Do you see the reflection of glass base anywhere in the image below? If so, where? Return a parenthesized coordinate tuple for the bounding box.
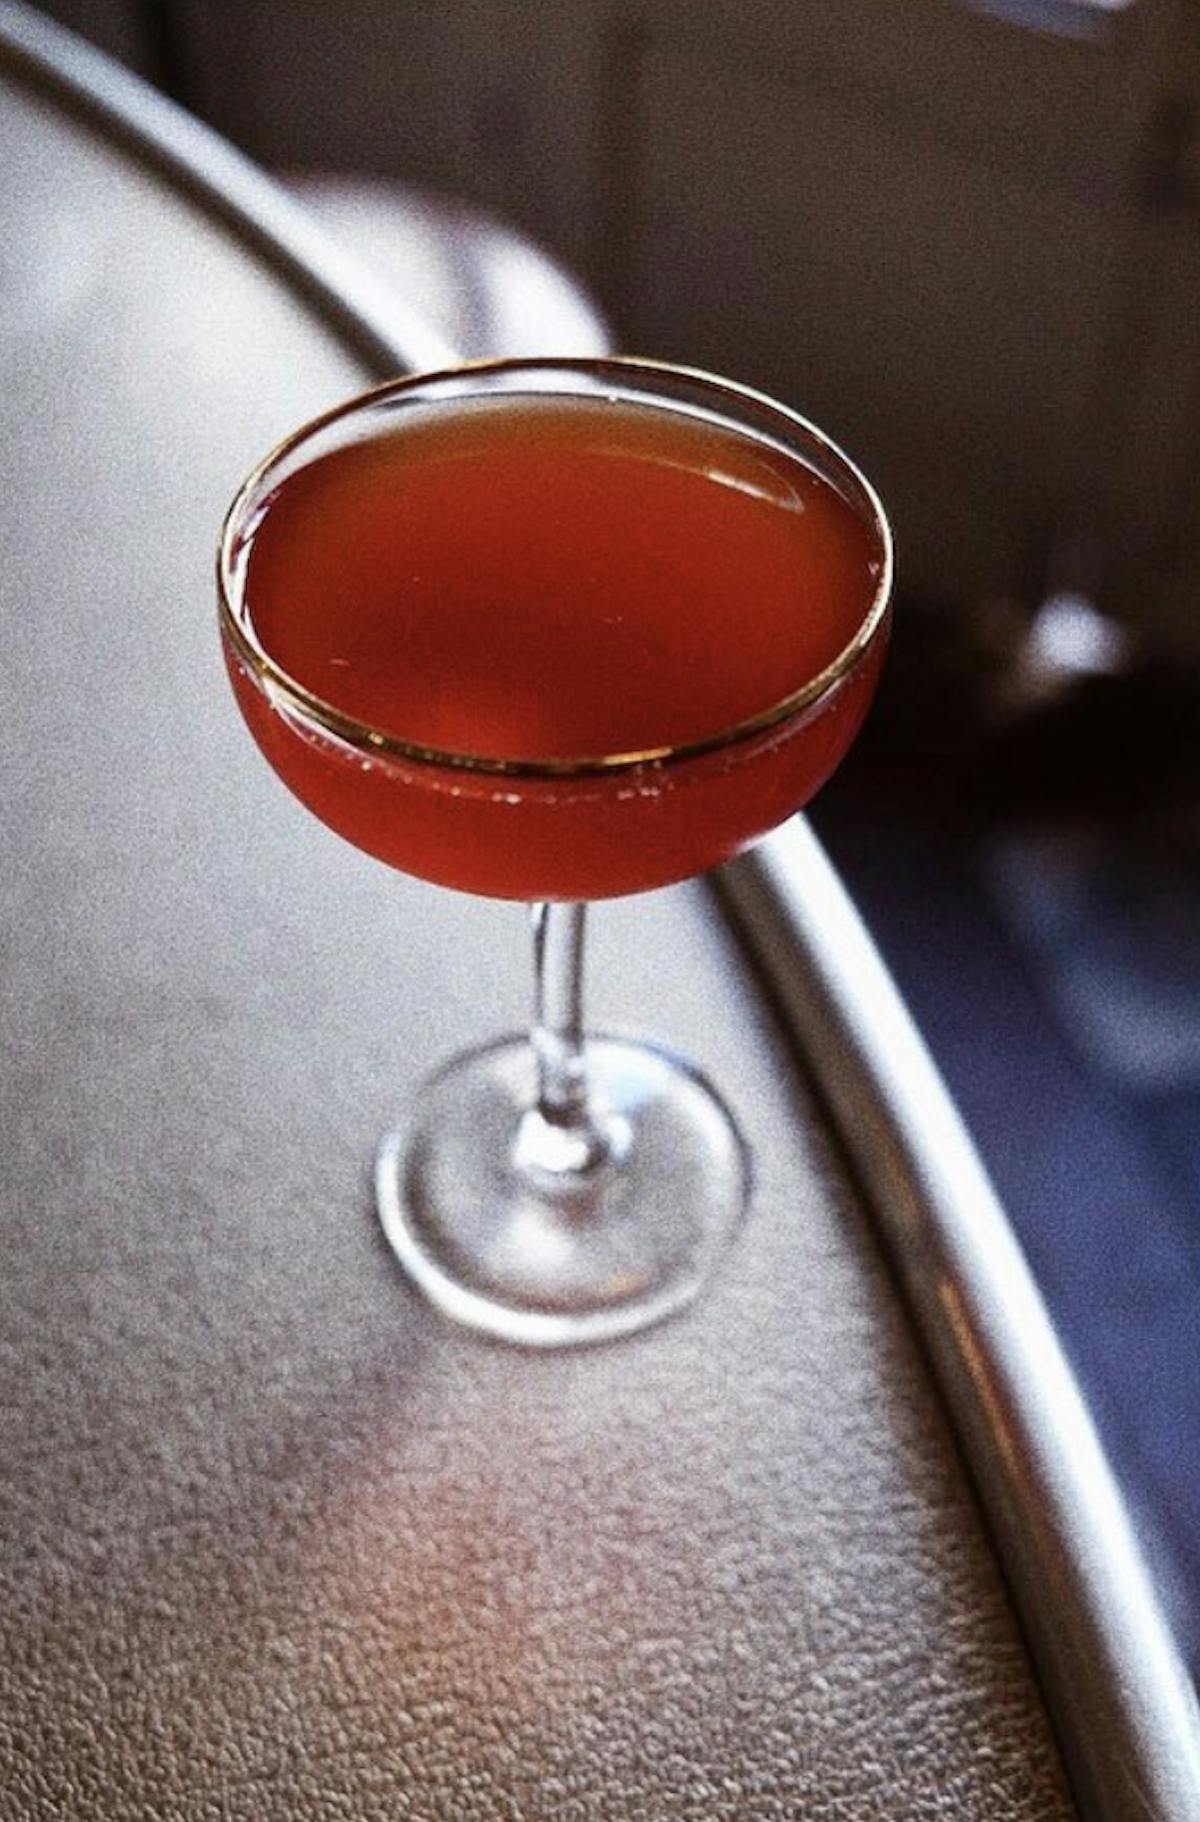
(375, 1035, 749, 1348)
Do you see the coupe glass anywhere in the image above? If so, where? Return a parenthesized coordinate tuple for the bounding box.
(218, 357, 892, 1347)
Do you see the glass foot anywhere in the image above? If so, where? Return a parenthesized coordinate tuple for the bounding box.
(375, 1035, 749, 1348)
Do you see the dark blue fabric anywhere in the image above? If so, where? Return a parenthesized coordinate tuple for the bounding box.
(814, 782, 1200, 1677)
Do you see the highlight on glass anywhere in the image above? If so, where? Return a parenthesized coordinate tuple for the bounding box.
(218, 357, 893, 1347)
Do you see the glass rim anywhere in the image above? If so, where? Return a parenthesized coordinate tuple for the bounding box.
(216, 355, 894, 779)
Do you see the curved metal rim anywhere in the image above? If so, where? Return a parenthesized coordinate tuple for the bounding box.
(217, 354, 893, 779)
(0, 0, 454, 378)
(719, 825, 1200, 1822)
(3, 6, 1197, 1817)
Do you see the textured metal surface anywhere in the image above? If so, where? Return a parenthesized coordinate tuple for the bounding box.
(0, 25, 1077, 1821)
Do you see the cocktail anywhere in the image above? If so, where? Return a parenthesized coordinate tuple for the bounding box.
(218, 357, 892, 1347)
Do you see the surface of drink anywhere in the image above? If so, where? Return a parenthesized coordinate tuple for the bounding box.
(225, 389, 887, 899)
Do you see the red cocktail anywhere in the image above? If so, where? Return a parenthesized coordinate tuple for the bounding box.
(219, 359, 892, 1345)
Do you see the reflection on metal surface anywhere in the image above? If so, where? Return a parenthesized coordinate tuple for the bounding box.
(290, 174, 610, 363)
(720, 818, 1200, 1822)
(937, 1275, 1025, 1487)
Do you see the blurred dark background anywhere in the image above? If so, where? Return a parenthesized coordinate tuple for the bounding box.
(38, 0, 1200, 1673)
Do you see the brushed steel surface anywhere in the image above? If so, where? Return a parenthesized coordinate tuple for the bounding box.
(0, 24, 1076, 1821)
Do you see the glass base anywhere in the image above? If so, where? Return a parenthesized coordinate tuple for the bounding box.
(375, 1035, 749, 1348)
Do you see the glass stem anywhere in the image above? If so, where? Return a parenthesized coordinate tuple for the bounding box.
(519, 901, 609, 1175)
(531, 900, 590, 1126)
